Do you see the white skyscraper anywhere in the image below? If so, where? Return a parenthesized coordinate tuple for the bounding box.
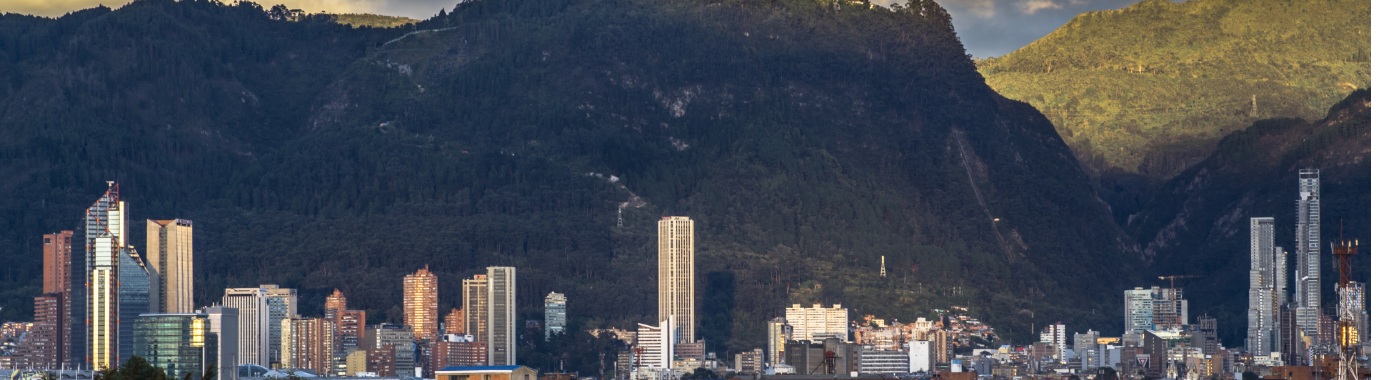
(636, 316, 675, 370)
(1295, 169, 1321, 339)
(657, 216, 695, 345)
(486, 266, 516, 366)
(1247, 217, 1277, 354)
(223, 285, 297, 366)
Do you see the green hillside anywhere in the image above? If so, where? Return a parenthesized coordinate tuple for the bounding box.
(978, 0, 1369, 180)
(0, 0, 1139, 363)
(330, 13, 418, 28)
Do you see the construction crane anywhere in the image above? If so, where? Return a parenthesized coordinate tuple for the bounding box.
(1157, 275, 1202, 329)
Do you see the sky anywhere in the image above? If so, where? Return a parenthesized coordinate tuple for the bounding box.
(3, 0, 1144, 58)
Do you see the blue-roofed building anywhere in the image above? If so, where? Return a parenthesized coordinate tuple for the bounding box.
(435, 365, 536, 380)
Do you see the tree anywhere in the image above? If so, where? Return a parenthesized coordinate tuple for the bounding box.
(1241, 371, 1260, 380)
(1096, 367, 1118, 380)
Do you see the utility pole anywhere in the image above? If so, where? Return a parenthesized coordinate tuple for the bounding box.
(1250, 95, 1258, 117)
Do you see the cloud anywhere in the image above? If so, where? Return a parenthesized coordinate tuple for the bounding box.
(1018, 0, 1063, 14)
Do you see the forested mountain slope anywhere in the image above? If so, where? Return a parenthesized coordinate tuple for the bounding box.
(0, 0, 1138, 358)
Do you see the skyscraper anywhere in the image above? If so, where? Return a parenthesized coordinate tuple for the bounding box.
(1247, 217, 1277, 354)
(86, 182, 126, 369)
(116, 247, 151, 365)
(132, 313, 218, 380)
(657, 216, 695, 344)
(444, 308, 464, 336)
(203, 306, 239, 380)
(486, 266, 516, 366)
(404, 266, 439, 341)
(325, 289, 348, 316)
(223, 285, 296, 366)
(42, 231, 74, 366)
(1295, 169, 1321, 340)
(544, 292, 566, 340)
(223, 287, 271, 366)
(463, 275, 489, 343)
(635, 316, 675, 371)
(281, 316, 336, 374)
(146, 219, 194, 313)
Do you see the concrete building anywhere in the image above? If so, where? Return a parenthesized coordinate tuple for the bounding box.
(908, 341, 931, 373)
(281, 317, 335, 374)
(767, 317, 791, 366)
(42, 231, 74, 367)
(736, 348, 764, 374)
(223, 285, 298, 367)
(1124, 286, 1188, 343)
(445, 308, 465, 336)
(85, 183, 126, 370)
(544, 292, 566, 340)
(405, 266, 440, 341)
(20, 294, 65, 369)
(464, 275, 489, 344)
(785, 304, 849, 342)
(432, 335, 487, 373)
(368, 323, 416, 377)
(435, 365, 538, 380)
(1073, 330, 1099, 366)
(1247, 217, 1279, 355)
(636, 317, 675, 370)
(1039, 323, 1067, 362)
(203, 306, 238, 380)
(1294, 169, 1321, 341)
(146, 219, 194, 314)
(325, 289, 347, 316)
(486, 266, 516, 366)
(857, 347, 908, 374)
(1143, 330, 1191, 378)
(658, 216, 696, 345)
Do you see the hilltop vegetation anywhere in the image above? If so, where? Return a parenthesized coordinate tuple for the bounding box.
(330, 13, 418, 28)
(0, 0, 1141, 355)
(978, 0, 1369, 181)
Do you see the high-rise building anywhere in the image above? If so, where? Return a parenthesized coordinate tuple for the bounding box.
(1295, 169, 1321, 340)
(43, 231, 74, 295)
(146, 219, 194, 314)
(735, 348, 764, 374)
(1123, 286, 1188, 342)
(42, 231, 74, 367)
(281, 317, 336, 374)
(222, 285, 298, 366)
(1039, 323, 1067, 361)
(116, 247, 151, 366)
(463, 275, 489, 343)
(263, 285, 298, 366)
(23, 294, 65, 369)
(1247, 217, 1278, 355)
(766, 317, 791, 366)
(636, 317, 675, 370)
(430, 335, 486, 374)
(486, 266, 516, 366)
(132, 313, 221, 380)
(785, 304, 849, 342)
(1073, 330, 1100, 367)
(325, 289, 348, 316)
(444, 309, 464, 336)
(367, 324, 415, 377)
(657, 216, 695, 344)
(86, 182, 126, 370)
(544, 292, 566, 340)
(908, 340, 932, 372)
(404, 266, 439, 341)
(203, 306, 239, 380)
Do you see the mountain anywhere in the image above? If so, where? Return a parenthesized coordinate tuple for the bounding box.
(977, 0, 1368, 182)
(0, 0, 1138, 359)
(329, 13, 418, 28)
(1128, 90, 1370, 346)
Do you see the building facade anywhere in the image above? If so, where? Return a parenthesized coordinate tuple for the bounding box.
(146, 219, 194, 314)
(1247, 217, 1279, 355)
(657, 216, 695, 345)
(487, 266, 516, 366)
(636, 317, 675, 370)
(281, 316, 335, 374)
(1295, 169, 1321, 341)
(464, 275, 489, 344)
(766, 317, 791, 366)
(405, 266, 440, 341)
(116, 247, 151, 366)
(222, 287, 272, 366)
(131, 314, 217, 380)
(544, 292, 566, 340)
(785, 304, 849, 342)
(86, 183, 126, 370)
(445, 309, 465, 336)
(203, 306, 239, 380)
